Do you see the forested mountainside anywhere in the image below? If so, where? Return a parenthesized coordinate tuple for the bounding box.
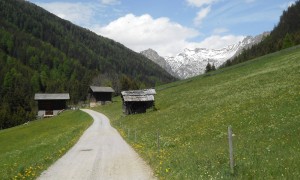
(0, 0, 176, 129)
(224, 0, 300, 66)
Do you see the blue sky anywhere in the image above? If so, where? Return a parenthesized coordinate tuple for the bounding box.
(28, 0, 296, 56)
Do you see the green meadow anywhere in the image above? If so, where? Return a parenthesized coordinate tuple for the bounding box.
(0, 110, 92, 180)
(95, 46, 300, 179)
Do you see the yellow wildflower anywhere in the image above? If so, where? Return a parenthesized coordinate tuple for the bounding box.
(166, 168, 171, 173)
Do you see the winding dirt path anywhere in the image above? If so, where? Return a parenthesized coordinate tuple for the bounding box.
(38, 109, 155, 180)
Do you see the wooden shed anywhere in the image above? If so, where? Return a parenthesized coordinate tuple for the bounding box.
(89, 86, 115, 107)
(121, 89, 156, 115)
(34, 93, 70, 117)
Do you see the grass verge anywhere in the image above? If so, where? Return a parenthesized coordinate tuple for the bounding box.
(0, 110, 92, 180)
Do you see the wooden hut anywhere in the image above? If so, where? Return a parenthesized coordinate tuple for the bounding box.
(34, 93, 70, 117)
(121, 89, 156, 115)
(89, 86, 115, 107)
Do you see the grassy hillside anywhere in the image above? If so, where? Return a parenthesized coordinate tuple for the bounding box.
(95, 45, 300, 179)
(0, 110, 92, 180)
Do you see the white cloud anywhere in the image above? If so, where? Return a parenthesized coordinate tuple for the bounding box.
(194, 35, 245, 49)
(100, 0, 120, 5)
(194, 6, 211, 26)
(187, 0, 216, 27)
(92, 14, 244, 56)
(92, 14, 199, 56)
(36, 2, 96, 27)
(187, 0, 217, 8)
(212, 28, 229, 34)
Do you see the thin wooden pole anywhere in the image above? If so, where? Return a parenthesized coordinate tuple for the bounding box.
(157, 129, 160, 152)
(135, 129, 137, 143)
(128, 128, 130, 139)
(228, 125, 234, 174)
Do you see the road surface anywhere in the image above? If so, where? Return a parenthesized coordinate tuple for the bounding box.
(38, 109, 155, 180)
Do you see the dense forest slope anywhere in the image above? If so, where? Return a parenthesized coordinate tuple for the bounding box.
(0, 0, 175, 129)
(224, 0, 300, 66)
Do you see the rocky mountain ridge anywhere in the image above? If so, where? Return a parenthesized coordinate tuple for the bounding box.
(141, 32, 269, 79)
(140, 49, 179, 78)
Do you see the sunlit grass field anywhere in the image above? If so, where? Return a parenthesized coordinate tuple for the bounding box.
(0, 110, 92, 180)
(95, 46, 300, 179)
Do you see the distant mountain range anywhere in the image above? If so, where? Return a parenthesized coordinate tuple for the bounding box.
(141, 32, 270, 79)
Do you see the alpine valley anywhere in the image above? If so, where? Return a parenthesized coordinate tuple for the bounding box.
(141, 32, 270, 79)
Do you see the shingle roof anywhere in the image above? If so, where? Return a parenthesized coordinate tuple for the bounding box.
(121, 89, 156, 96)
(90, 86, 115, 93)
(122, 95, 155, 102)
(121, 89, 156, 102)
(34, 93, 70, 100)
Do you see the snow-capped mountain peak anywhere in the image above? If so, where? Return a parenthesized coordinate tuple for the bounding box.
(141, 32, 269, 79)
(164, 32, 269, 79)
(165, 44, 238, 79)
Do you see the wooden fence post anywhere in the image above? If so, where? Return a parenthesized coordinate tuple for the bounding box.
(157, 129, 160, 152)
(228, 125, 234, 174)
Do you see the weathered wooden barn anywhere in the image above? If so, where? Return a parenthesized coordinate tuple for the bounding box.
(121, 89, 156, 115)
(34, 93, 70, 117)
(89, 86, 115, 107)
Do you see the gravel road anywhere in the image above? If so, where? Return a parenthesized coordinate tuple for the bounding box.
(38, 109, 155, 180)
